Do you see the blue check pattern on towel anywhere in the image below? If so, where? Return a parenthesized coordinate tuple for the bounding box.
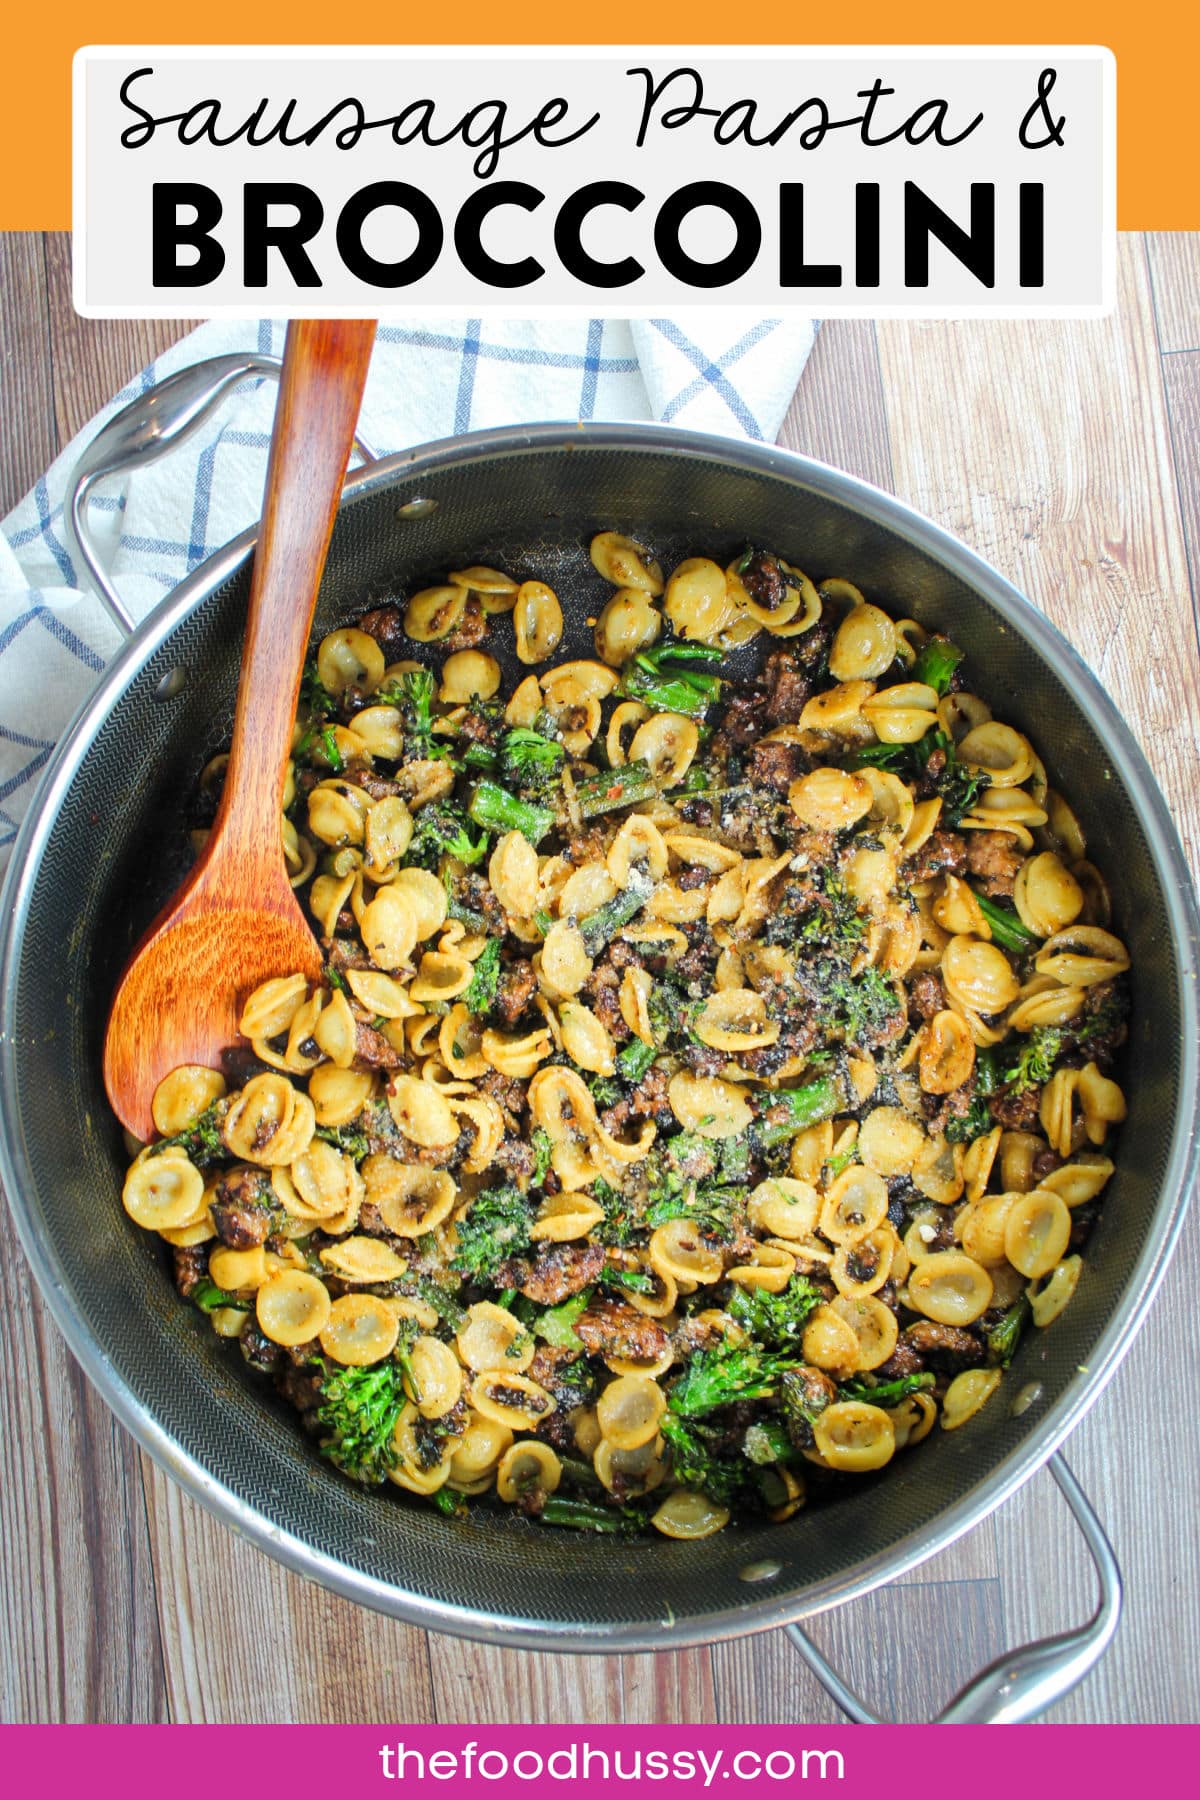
(0, 312, 815, 873)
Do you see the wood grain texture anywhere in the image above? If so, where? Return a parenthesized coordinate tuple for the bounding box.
(875, 234, 1200, 1725)
(427, 1639, 716, 1724)
(1160, 353, 1200, 629)
(41, 232, 198, 447)
(0, 233, 56, 514)
(141, 1456, 437, 1723)
(776, 319, 894, 491)
(1146, 233, 1200, 353)
(2, 231, 1198, 1723)
(713, 1580, 1006, 1724)
(0, 1205, 168, 1722)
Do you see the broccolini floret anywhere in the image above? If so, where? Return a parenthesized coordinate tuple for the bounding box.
(945, 1094, 994, 1144)
(727, 1276, 823, 1351)
(375, 667, 449, 760)
(462, 937, 502, 1014)
(498, 725, 565, 793)
(660, 1413, 752, 1505)
(314, 1121, 370, 1161)
(314, 1360, 407, 1485)
(407, 801, 488, 869)
(849, 729, 988, 826)
(668, 1344, 800, 1418)
(299, 659, 336, 720)
(451, 1185, 533, 1281)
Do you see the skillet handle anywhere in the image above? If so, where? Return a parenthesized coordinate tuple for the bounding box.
(63, 350, 379, 638)
(785, 1453, 1121, 1723)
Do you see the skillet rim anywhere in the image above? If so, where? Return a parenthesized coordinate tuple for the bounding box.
(1, 420, 1196, 1652)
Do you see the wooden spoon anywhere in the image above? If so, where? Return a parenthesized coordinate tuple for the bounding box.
(104, 318, 377, 1141)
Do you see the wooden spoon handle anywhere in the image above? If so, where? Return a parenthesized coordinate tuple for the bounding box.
(209, 318, 376, 869)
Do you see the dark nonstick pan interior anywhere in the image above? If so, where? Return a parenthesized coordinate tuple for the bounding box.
(2, 426, 1195, 1649)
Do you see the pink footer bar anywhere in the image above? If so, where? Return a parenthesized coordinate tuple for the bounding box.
(3, 1723, 1197, 1790)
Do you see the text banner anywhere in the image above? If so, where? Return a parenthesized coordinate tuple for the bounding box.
(74, 44, 1114, 317)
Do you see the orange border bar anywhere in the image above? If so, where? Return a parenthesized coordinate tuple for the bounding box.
(6, 20, 1191, 230)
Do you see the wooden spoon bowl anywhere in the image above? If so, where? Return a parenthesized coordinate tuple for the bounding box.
(103, 318, 377, 1141)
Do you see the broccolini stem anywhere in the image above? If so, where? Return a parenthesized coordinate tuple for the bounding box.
(557, 1454, 606, 1493)
(988, 1293, 1033, 1367)
(578, 866, 656, 956)
(192, 1279, 243, 1314)
(539, 1496, 642, 1535)
(468, 780, 555, 845)
(838, 1371, 936, 1407)
(752, 1073, 846, 1150)
(974, 890, 1039, 953)
(572, 760, 658, 819)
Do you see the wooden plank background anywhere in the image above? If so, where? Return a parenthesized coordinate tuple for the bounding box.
(1, 231, 1198, 1724)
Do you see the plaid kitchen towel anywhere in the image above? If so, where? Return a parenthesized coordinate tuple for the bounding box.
(0, 311, 815, 870)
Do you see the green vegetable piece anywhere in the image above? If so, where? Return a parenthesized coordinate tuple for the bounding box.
(752, 1073, 845, 1150)
(462, 936, 503, 1014)
(538, 1496, 645, 1535)
(499, 725, 564, 793)
(468, 779, 555, 846)
(741, 1418, 800, 1467)
(838, 1372, 936, 1407)
(408, 802, 488, 869)
(573, 760, 658, 820)
(727, 1276, 823, 1351)
(616, 1036, 657, 1083)
(945, 1094, 995, 1143)
(987, 1293, 1033, 1368)
(615, 642, 723, 719)
(974, 890, 1039, 954)
(578, 865, 655, 956)
(660, 1413, 750, 1504)
(535, 1288, 593, 1350)
(450, 1185, 532, 1282)
(299, 659, 336, 721)
(668, 1345, 800, 1418)
(911, 634, 965, 696)
(314, 1121, 370, 1161)
(192, 1279, 243, 1315)
(530, 1126, 553, 1188)
(400, 1274, 466, 1328)
(149, 1100, 228, 1167)
(314, 1360, 407, 1485)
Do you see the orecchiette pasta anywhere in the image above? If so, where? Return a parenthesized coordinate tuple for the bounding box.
(120, 535, 1129, 1541)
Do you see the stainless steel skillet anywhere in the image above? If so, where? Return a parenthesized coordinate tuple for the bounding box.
(1, 360, 1196, 1720)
